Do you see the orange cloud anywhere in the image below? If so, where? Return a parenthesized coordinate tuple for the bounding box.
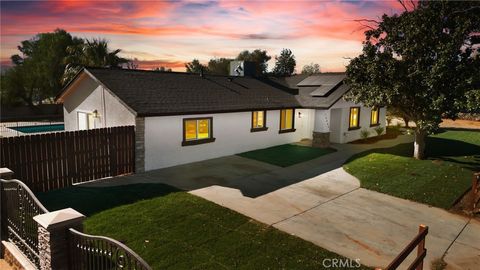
(1, 0, 405, 72)
(133, 59, 186, 71)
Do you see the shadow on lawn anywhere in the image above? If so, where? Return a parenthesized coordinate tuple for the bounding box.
(346, 136, 480, 171)
(36, 183, 180, 216)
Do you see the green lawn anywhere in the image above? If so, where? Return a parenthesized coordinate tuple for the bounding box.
(344, 129, 480, 209)
(238, 144, 336, 167)
(38, 184, 371, 270)
(36, 183, 179, 216)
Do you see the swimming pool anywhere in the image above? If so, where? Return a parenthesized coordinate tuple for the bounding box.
(9, 124, 65, 133)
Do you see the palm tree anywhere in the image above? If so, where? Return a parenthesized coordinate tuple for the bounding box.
(63, 39, 129, 83)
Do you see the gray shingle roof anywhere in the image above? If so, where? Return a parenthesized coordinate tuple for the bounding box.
(268, 73, 348, 109)
(85, 68, 301, 116)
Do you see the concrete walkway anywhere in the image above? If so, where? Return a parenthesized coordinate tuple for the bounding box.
(85, 135, 479, 269)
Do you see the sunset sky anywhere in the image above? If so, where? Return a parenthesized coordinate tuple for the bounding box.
(1, 0, 405, 72)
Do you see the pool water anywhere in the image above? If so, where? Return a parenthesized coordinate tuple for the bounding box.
(10, 124, 65, 133)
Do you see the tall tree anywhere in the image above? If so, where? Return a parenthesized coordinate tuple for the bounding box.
(152, 66, 172, 72)
(64, 38, 128, 83)
(5, 29, 81, 105)
(345, 0, 480, 159)
(273, 49, 296, 76)
(301, 63, 321, 75)
(185, 59, 206, 73)
(207, 58, 232, 75)
(1, 65, 35, 106)
(236, 49, 271, 75)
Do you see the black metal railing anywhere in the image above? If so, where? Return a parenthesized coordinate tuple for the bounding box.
(69, 228, 152, 270)
(0, 179, 49, 268)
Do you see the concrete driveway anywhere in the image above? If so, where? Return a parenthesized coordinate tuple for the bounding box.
(85, 135, 479, 269)
(191, 168, 479, 270)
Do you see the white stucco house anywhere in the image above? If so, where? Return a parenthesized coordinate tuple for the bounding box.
(57, 63, 385, 172)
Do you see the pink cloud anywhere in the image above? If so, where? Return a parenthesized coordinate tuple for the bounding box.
(1, 0, 405, 72)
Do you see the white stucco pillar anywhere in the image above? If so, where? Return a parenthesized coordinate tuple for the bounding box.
(314, 110, 331, 133)
(312, 110, 331, 148)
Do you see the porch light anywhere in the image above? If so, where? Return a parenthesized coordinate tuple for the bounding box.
(298, 112, 302, 118)
(92, 109, 100, 118)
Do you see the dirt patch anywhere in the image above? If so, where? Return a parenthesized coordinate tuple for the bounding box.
(350, 127, 404, 144)
(431, 258, 447, 270)
(451, 189, 480, 220)
(432, 159, 443, 165)
(440, 119, 480, 130)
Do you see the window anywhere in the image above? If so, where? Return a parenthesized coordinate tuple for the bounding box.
(370, 108, 380, 126)
(251, 110, 267, 132)
(279, 109, 295, 133)
(182, 117, 215, 146)
(349, 107, 360, 130)
(77, 112, 95, 130)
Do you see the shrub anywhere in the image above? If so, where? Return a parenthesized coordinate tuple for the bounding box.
(386, 116, 393, 126)
(374, 126, 384, 136)
(360, 129, 370, 139)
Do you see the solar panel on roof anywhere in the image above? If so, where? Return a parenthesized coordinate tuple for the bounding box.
(310, 85, 337, 96)
(297, 74, 345, 87)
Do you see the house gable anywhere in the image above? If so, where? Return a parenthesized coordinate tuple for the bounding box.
(60, 70, 136, 131)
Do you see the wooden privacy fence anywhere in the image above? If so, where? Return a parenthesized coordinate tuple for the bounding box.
(0, 126, 135, 192)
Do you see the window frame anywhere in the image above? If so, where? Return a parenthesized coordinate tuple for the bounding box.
(370, 107, 380, 127)
(279, 108, 296, 134)
(77, 111, 94, 130)
(251, 110, 268, 132)
(182, 117, 215, 146)
(348, 107, 361, 130)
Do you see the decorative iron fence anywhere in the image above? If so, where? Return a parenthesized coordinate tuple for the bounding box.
(0, 178, 49, 268)
(69, 228, 152, 270)
(1, 176, 152, 270)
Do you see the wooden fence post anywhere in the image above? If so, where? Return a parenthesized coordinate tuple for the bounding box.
(473, 172, 480, 210)
(416, 224, 427, 270)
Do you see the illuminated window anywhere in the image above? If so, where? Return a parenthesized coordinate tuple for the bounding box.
(349, 107, 360, 129)
(183, 118, 214, 146)
(370, 108, 379, 126)
(280, 109, 295, 133)
(251, 111, 267, 131)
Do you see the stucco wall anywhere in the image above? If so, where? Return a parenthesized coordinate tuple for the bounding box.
(62, 75, 136, 131)
(144, 109, 313, 170)
(329, 99, 386, 143)
(314, 109, 330, 133)
(329, 109, 343, 143)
